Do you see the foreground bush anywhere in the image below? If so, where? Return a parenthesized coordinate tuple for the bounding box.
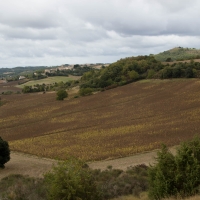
(0, 174, 47, 200)
(0, 160, 149, 200)
(94, 164, 148, 199)
(44, 158, 101, 200)
(148, 137, 200, 199)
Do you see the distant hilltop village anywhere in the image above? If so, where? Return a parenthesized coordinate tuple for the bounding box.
(0, 63, 110, 82)
(44, 63, 108, 74)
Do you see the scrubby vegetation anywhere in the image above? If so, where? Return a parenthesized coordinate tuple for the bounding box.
(93, 164, 148, 199)
(154, 47, 200, 62)
(0, 160, 149, 200)
(0, 174, 47, 200)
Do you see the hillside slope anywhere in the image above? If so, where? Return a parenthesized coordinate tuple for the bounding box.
(1, 79, 200, 161)
(154, 47, 200, 61)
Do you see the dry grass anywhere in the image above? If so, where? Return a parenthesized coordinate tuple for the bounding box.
(165, 196, 200, 200)
(111, 193, 148, 200)
(1, 79, 200, 161)
(111, 194, 200, 200)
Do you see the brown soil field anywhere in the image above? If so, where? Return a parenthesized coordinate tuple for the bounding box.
(1, 79, 200, 161)
(0, 80, 23, 93)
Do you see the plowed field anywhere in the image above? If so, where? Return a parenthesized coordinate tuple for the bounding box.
(1, 79, 200, 161)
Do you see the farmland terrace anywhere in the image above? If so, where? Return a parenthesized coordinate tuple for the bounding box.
(1, 79, 200, 161)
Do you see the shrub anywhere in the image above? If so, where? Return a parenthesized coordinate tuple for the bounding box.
(0, 137, 10, 168)
(56, 89, 68, 100)
(147, 69, 155, 79)
(1, 91, 13, 95)
(79, 87, 93, 96)
(0, 174, 47, 200)
(44, 158, 101, 200)
(92, 164, 149, 199)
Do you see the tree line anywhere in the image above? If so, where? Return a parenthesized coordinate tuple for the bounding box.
(80, 56, 200, 93)
(22, 80, 79, 93)
(19, 55, 200, 96)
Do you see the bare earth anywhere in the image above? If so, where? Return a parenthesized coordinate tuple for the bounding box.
(0, 147, 177, 180)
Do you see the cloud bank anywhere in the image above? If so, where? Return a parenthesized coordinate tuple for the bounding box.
(0, 0, 200, 67)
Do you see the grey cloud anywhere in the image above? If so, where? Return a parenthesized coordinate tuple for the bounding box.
(67, 0, 200, 36)
(0, 0, 200, 68)
(0, 0, 61, 29)
(1, 26, 58, 40)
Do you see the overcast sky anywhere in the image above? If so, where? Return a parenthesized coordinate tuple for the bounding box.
(0, 0, 200, 68)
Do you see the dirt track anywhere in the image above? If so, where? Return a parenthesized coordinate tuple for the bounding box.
(0, 147, 177, 180)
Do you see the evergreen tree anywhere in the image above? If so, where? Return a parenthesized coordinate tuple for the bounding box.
(148, 137, 200, 199)
(0, 137, 10, 168)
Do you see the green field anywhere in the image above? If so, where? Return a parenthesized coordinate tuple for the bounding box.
(16, 76, 80, 88)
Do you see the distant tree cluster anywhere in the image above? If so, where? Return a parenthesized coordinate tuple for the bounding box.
(154, 47, 200, 62)
(46, 66, 92, 77)
(22, 84, 46, 93)
(79, 56, 200, 94)
(22, 80, 79, 94)
(161, 60, 200, 78)
(80, 56, 161, 90)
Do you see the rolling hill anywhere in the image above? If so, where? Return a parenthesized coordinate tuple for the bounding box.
(154, 47, 200, 62)
(1, 79, 200, 161)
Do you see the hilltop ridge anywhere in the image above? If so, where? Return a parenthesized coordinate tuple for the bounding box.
(154, 47, 200, 61)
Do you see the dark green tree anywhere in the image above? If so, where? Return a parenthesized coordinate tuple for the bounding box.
(22, 85, 32, 93)
(56, 89, 68, 100)
(148, 145, 176, 199)
(172, 66, 182, 78)
(174, 143, 200, 197)
(0, 137, 10, 168)
(162, 66, 173, 79)
(185, 67, 194, 78)
(166, 57, 172, 62)
(148, 137, 200, 199)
